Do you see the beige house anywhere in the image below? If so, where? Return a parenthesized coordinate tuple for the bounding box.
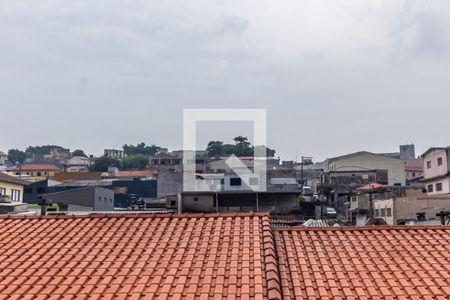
(14, 163, 62, 179)
(0, 173, 28, 214)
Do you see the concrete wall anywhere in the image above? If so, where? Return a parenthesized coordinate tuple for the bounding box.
(157, 171, 183, 198)
(181, 193, 299, 214)
(374, 196, 450, 225)
(182, 195, 215, 212)
(93, 188, 115, 211)
(45, 187, 114, 211)
(373, 199, 394, 225)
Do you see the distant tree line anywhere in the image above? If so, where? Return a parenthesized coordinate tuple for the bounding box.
(7, 138, 277, 171)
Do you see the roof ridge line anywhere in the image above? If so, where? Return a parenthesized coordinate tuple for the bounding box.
(274, 225, 450, 231)
(263, 216, 282, 300)
(0, 211, 271, 220)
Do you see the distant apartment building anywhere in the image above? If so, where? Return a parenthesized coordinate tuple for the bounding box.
(0, 151, 7, 166)
(104, 149, 125, 159)
(422, 147, 450, 195)
(66, 156, 91, 172)
(49, 148, 71, 161)
(405, 158, 423, 182)
(324, 151, 406, 186)
(149, 150, 206, 172)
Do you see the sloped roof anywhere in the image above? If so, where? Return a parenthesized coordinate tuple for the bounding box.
(18, 164, 62, 172)
(0, 173, 29, 186)
(0, 213, 279, 300)
(275, 226, 450, 299)
(328, 151, 402, 163)
(117, 170, 156, 178)
(0, 214, 449, 299)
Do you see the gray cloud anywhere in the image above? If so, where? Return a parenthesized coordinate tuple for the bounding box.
(1, 0, 449, 161)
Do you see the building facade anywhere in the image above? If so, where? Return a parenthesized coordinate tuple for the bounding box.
(104, 149, 125, 159)
(422, 147, 450, 195)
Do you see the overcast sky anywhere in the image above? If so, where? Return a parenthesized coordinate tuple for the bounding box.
(1, 0, 450, 161)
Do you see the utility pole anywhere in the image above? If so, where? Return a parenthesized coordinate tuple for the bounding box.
(436, 210, 450, 225)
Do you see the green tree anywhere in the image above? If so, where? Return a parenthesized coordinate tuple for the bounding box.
(72, 149, 87, 157)
(318, 183, 335, 203)
(205, 141, 224, 157)
(205, 136, 276, 158)
(121, 154, 149, 170)
(91, 156, 121, 172)
(123, 143, 159, 156)
(25, 145, 65, 155)
(7, 149, 27, 164)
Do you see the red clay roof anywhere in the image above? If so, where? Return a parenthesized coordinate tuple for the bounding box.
(0, 214, 449, 299)
(0, 213, 278, 300)
(117, 170, 157, 178)
(275, 226, 450, 299)
(18, 164, 62, 171)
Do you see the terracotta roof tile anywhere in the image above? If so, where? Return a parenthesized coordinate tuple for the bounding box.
(275, 226, 450, 299)
(0, 213, 275, 300)
(1, 214, 450, 299)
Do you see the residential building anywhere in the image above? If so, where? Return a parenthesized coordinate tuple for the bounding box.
(14, 163, 62, 179)
(324, 151, 406, 186)
(51, 177, 157, 208)
(374, 194, 450, 225)
(0, 213, 449, 299)
(23, 178, 61, 204)
(66, 156, 91, 172)
(40, 186, 114, 212)
(49, 147, 71, 161)
(0, 151, 7, 166)
(149, 149, 206, 172)
(104, 149, 125, 159)
(422, 147, 450, 195)
(0, 173, 28, 214)
(294, 161, 325, 193)
(405, 158, 423, 183)
(348, 184, 424, 225)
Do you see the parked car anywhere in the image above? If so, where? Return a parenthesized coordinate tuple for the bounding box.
(325, 207, 337, 218)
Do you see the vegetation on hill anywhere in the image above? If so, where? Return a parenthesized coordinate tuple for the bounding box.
(205, 136, 276, 158)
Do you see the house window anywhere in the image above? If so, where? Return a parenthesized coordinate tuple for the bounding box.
(380, 208, 386, 217)
(436, 183, 443, 192)
(249, 177, 259, 186)
(37, 172, 42, 176)
(193, 197, 199, 202)
(374, 209, 379, 217)
(426, 161, 431, 169)
(11, 190, 20, 202)
(230, 178, 242, 186)
(0, 188, 6, 196)
(437, 157, 443, 166)
(427, 184, 434, 193)
(387, 208, 392, 217)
